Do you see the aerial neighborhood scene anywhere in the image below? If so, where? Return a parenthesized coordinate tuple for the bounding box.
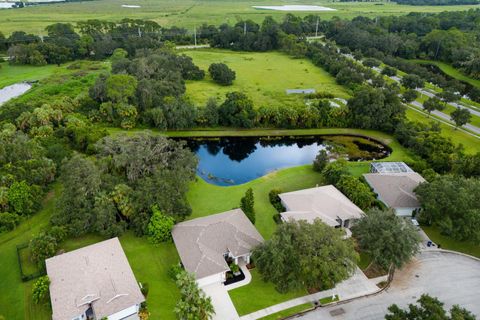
(1, 0, 480, 319)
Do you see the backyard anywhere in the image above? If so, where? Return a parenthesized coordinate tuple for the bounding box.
(183, 49, 349, 107)
(0, 127, 410, 319)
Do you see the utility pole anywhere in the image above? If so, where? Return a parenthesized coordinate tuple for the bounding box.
(138, 27, 142, 38)
(315, 17, 319, 37)
(194, 26, 197, 46)
(244, 21, 247, 35)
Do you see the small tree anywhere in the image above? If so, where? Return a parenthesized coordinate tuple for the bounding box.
(381, 66, 397, 77)
(201, 98, 219, 126)
(208, 63, 236, 86)
(147, 207, 175, 244)
(385, 294, 476, 320)
(32, 276, 50, 304)
(401, 74, 424, 89)
(240, 188, 255, 224)
(313, 149, 329, 172)
(352, 208, 421, 270)
(402, 89, 418, 103)
(423, 97, 444, 116)
(253, 220, 357, 293)
(336, 175, 375, 210)
(451, 108, 471, 129)
(322, 159, 350, 185)
(174, 271, 215, 320)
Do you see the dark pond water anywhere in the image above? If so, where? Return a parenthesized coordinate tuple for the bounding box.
(180, 135, 390, 186)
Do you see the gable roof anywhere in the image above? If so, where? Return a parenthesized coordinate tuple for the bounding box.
(172, 209, 264, 279)
(46, 238, 144, 320)
(279, 185, 364, 226)
(363, 172, 426, 208)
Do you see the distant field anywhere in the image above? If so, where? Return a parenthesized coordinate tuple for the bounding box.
(0, 0, 479, 34)
(0, 63, 59, 89)
(183, 49, 348, 107)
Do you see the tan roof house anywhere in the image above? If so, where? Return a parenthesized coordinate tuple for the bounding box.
(279, 185, 364, 232)
(46, 238, 145, 320)
(363, 171, 426, 216)
(172, 208, 264, 287)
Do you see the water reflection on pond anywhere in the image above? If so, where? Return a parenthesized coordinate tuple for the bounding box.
(180, 135, 390, 186)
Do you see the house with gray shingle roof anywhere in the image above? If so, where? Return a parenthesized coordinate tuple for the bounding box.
(46, 238, 144, 320)
(172, 209, 264, 287)
(278, 185, 364, 237)
(363, 171, 426, 216)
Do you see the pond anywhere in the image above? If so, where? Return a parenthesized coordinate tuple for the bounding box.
(181, 135, 390, 186)
(0, 83, 32, 105)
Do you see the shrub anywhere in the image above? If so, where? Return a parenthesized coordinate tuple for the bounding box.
(313, 149, 329, 172)
(140, 282, 149, 297)
(322, 160, 350, 185)
(168, 263, 184, 280)
(208, 63, 236, 85)
(32, 276, 50, 304)
(240, 188, 255, 224)
(0, 212, 20, 233)
(381, 66, 397, 77)
(147, 207, 175, 244)
(269, 189, 284, 212)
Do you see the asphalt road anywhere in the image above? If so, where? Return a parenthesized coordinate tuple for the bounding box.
(298, 250, 480, 319)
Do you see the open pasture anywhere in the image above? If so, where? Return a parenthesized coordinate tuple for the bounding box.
(183, 49, 348, 107)
(0, 0, 479, 34)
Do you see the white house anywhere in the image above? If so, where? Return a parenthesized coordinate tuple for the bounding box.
(172, 209, 264, 287)
(46, 238, 145, 320)
(278, 185, 364, 235)
(363, 169, 426, 217)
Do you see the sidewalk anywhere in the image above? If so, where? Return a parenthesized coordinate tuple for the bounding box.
(240, 267, 379, 320)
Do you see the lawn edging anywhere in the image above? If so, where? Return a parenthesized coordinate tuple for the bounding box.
(281, 266, 396, 320)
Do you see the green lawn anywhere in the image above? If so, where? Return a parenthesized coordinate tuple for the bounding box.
(183, 49, 349, 107)
(188, 164, 323, 238)
(412, 60, 480, 89)
(258, 303, 313, 320)
(0, 183, 59, 320)
(0, 63, 59, 89)
(1, 0, 478, 34)
(422, 226, 480, 259)
(405, 108, 479, 154)
(229, 269, 307, 316)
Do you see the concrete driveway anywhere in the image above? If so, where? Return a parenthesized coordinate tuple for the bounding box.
(298, 250, 480, 319)
(202, 283, 240, 320)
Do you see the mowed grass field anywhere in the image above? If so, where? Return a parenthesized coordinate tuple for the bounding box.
(183, 49, 349, 107)
(0, 63, 59, 89)
(1, 0, 479, 34)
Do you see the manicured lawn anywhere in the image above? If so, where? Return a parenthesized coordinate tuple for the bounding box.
(188, 164, 323, 238)
(229, 269, 307, 316)
(0, 63, 58, 89)
(1, 0, 478, 34)
(358, 252, 373, 271)
(405, 108, 479, 154)
(422, 226, 480, 259)
(183, 49, 349, 107)
(258, 303, 313, 320)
